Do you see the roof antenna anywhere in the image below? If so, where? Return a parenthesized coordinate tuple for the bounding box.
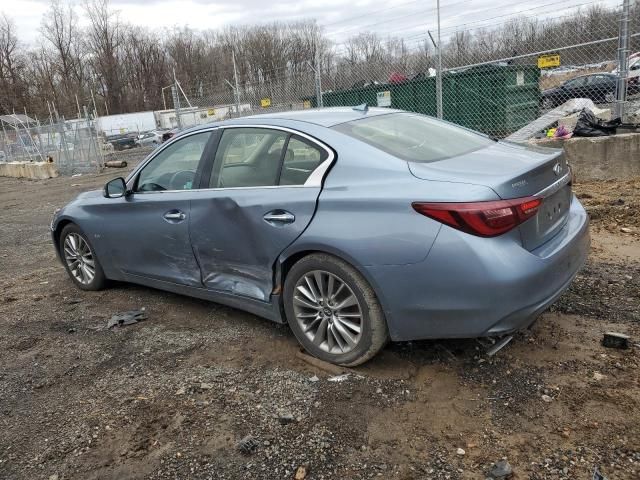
(352, 103, 368, 113)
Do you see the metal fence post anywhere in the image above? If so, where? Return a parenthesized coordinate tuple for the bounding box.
(171, 70, 183, 131)
(315, 51, 323, 108)
(615, 0, 631, 120)
(232, 50, 241, 116)
(436, 0, 443, 119)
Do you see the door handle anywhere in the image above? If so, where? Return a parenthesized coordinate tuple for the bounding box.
(163, 210, 186, 222)
(263, 211, 295, 225)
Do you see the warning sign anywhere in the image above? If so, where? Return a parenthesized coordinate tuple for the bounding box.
(538, 54, 560, 69)
(376, 90, 391, 107)
(260, 98, 271, 108)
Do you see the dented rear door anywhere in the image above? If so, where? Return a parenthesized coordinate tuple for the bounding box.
(188, 126, 332, 302)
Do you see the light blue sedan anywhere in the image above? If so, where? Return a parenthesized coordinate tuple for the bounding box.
(51, 108, 589, 365)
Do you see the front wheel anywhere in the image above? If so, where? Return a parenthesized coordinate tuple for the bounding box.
(59, 224, 107, 291)
(283, 254, 388, 366)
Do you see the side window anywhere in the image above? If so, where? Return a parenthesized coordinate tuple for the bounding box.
(136, 132, 211, 192)
(210, 128, 288, 188)
(565, 77, 586, 88)
(280, 135, 328, 185)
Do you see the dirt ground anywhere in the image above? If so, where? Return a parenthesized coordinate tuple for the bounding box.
(0, 150, 639, 480)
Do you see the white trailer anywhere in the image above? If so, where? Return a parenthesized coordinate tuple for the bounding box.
(96, 111, 156, 137)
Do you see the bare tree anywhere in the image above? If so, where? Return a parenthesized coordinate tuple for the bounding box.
(84, 0, 123, 114)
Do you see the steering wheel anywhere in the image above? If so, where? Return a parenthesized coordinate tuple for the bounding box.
(169, 170, 196, 190)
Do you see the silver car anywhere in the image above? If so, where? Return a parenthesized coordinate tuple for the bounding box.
(51, 108, 589, 366)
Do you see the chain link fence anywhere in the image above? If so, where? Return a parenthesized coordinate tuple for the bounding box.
(173, 2, 639, 140)
(0, 117, 105, 175)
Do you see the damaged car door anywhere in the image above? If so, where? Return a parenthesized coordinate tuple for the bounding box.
(189, 126, 332, 301)
(105, 131, 213, 286)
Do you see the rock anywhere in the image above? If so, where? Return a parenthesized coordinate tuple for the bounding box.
(175, 387, 186, 395)
(295, 466, 307, 480)
(328, 373, 350, 382)
(309, 375, 319, 382)
(200, 382, 213, 390)
(593, 372, 606, 381)
(48, 475, 59, 480)
(541, 394, 553, 403)
(489, 459, 513, 479)
(278, 413, 296, 425)
(620, 227, 632, 233)
(456, 448, 466, 455)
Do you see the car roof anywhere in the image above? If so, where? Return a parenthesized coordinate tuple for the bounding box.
(575, 72, 615, 78)
(237, 106, 403, 127)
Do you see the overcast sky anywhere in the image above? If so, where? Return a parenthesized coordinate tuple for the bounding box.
(5, 0, 622, 49)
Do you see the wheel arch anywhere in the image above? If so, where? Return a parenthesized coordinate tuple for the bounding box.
(274, 245, 392, 326)
(52, 218, 76, 255)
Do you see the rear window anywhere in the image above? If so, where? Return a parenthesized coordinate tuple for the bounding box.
(333, 113, 494, 163)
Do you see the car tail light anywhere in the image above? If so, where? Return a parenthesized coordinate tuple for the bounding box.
(412, 196, 543, 237)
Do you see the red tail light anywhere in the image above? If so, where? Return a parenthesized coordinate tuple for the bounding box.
(412, 196, 542, 237)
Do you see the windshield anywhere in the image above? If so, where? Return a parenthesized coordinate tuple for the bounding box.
(333, 112, 494, 163)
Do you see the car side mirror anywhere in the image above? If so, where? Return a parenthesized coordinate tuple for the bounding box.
(104, 177, 128, 198)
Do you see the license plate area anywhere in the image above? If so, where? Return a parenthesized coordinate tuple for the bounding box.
(539, 186, 572, 235)
(520, 185, 572, 251)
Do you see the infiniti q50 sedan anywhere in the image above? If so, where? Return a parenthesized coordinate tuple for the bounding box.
(51, 107, 590, 366)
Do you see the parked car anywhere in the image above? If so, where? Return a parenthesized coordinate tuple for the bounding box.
(136, 130, 170, 147)
(51, 108, 589, 366)
(541, 72, 640, 109)
(611, 52, 640, 88)
(106, 134, 137, 151)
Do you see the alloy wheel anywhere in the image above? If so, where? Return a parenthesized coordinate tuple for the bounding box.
(63, 233, 96, 285)
(292, 270, 363, 354)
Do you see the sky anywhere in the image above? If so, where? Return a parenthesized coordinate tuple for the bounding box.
(3, 0, 622, 50)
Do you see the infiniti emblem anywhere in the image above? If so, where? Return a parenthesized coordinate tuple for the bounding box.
(552, 163, 562, 176)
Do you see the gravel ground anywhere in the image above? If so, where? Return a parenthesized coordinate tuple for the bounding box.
(1, 153, 639, 480)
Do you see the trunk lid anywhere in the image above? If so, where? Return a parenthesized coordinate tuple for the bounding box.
(408, 141, 572, 250)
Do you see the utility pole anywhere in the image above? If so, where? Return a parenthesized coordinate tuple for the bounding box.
(232, 50, 241, 115)
(615, 0, 631, 120)
(436, 0, 443, 119)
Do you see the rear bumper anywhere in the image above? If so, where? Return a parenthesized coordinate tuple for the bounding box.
(364, 194, 590, 341)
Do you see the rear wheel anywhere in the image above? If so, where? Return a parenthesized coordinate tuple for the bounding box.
(283, 254, 388, 366)
(59, 224, 106, 291)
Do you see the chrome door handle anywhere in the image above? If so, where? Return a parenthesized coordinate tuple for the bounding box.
(163, 210, 186, 221)
(263, 211, 295, 224)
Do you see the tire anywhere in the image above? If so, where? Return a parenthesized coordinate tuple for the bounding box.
(283, 253, 388, 366)
(604, 92, 616, 103)
(59, 224, 107, 291)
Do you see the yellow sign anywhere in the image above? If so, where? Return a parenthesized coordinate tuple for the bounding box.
(303, 100, 311, 109)
(207, 109, 215, 116)
(538, 54, 560, 69)
(260, 98, 271, 108)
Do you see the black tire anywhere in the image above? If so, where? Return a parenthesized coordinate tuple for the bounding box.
(59, 223, 107, 291)
(283, 253, 388, 366)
